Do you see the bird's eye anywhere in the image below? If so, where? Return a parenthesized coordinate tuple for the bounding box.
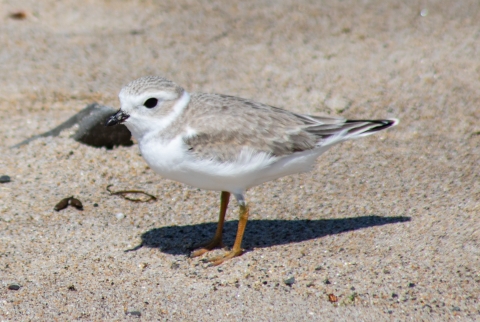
(144, 98, 158, 108)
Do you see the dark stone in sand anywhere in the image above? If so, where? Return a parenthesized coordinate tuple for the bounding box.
(12, 103, 133, 149)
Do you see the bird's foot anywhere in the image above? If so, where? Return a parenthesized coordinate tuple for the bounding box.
(207, 248, 244, 266)
(190, 238, 224, 258)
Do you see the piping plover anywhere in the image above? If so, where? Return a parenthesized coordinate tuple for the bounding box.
(106, 76, 398, 265)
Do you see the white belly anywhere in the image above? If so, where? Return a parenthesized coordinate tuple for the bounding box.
(138, 134, 333, 194)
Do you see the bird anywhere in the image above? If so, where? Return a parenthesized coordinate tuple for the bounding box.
(105, 76, 398, 265)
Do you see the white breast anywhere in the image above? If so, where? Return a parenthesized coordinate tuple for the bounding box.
(138, 134, 334, 194)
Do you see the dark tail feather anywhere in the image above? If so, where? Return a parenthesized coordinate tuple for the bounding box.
(345, 119, 399, 135)
(307, 118, 399, 145)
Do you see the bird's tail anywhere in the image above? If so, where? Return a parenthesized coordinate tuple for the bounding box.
(343, 118, 399, 138)
(311, 118, 399, 147)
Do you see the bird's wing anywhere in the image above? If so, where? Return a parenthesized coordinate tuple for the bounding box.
(181, 93, 351, 163)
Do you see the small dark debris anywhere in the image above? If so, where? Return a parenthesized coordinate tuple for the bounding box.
(423, 304, 433, 312)
(284, 276, 295, 286)
(54, 196, 84, 211)
(0, 175, 11, 183)
(9, 11, 27, 20)
(350, 286, 356, 291)
(408, 282, 416, 288)
(54, 197, 71, 211)
(68, 285, 77, 291)
(106, 184, 156, 202)
(170, 262, 180, 269)
(324, 278, 331, 285)
(70, 198, 83, 210)
(314, 266, 322, 271)
(392, 293, 398, 298)
(8, 284, 21, 290)
(328, 293, 338, 302)
(126, 310, 142, 317)
(93, 203, 99, 207)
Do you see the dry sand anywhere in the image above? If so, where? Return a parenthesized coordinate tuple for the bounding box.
(1, 0, 479, 320)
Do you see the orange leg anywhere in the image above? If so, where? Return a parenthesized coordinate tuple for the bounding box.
(209, 202, 249, 266)
(191, 191, 230, 257)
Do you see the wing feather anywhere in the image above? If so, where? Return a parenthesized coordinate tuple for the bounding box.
(179, 93, 396, 163)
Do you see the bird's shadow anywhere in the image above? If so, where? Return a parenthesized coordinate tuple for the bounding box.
(128, 216, 410, 255)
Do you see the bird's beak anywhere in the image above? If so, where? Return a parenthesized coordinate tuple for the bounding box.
(105, 109, 130, 126)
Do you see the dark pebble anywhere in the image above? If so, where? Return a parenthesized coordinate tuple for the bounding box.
(324, 278, 331, 285)
(93, 203, 99, 207)
(68, 285, 77, 291)
(8, 284, 21, 290)
(284, 276, 295, 286)
(74, 104, 133, 148)
(0, 175, 11, 183)
(126, 311, 142, 317)
(408, 282, 416, 288)
(11, 103, 133, 149)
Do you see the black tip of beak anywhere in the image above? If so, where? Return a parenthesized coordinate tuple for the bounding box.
(105, 110, 129, 127)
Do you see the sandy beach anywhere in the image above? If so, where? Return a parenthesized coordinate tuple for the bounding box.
(1, 0, 479, 320)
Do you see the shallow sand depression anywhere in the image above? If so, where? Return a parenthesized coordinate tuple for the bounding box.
(1, 0, 479, 320)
